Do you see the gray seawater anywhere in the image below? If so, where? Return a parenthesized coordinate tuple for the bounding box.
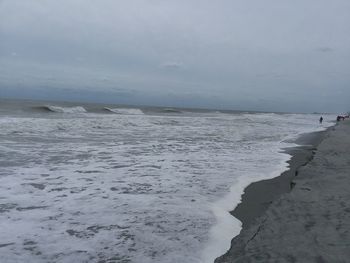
(0, 99, 334, 263)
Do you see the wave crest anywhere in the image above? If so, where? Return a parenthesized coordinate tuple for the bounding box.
(36, 105, 87, 113)
(103, 108, 144, 115)
(160, 108, 183, 114)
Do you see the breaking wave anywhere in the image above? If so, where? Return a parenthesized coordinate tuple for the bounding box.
(34, 105, 87, 114)
(159, 108, 183, 114)
(103, 108, 144, 115)
(155, 108, 183, 114)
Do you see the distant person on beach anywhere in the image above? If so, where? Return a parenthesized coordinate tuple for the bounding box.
(337, 116, 345, 122)
(319, 116, 323, 124)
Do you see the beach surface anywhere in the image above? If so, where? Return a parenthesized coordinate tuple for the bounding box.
(216, 121, 350, 262)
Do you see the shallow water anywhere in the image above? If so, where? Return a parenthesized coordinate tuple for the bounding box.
(0, 100, 334, 263)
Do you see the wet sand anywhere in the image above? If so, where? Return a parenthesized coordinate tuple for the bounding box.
(216, 122, 350, 262)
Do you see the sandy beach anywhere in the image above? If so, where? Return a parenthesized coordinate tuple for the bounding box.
(216, 121, 350, 262)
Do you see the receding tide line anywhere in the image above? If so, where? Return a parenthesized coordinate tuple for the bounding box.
(200, 151, 292, 263)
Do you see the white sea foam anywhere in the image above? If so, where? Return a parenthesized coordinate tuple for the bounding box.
(0, 111, 335, 262)
(45, 105, 87, 113)
(201, 150, 291, 263)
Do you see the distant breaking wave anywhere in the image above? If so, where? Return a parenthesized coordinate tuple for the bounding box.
(103, 107, 144, 115)
(34, 105, 87, 114)
(30, 105, 186, 115)
(159, 108, 183, 114)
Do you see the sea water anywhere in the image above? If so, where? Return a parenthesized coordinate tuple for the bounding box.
(0, 99, 334, 263)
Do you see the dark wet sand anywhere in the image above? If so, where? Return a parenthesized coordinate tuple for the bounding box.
(216, 122, 350, 262)
(231, 130, 325, 229)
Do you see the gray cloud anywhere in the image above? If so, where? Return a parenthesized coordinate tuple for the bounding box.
(317, 47, 334, 52)
(0, 0, 350, 112)
(160, 61, 184, 71)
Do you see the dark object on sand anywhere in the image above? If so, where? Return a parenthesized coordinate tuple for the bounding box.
(319, 116, 323, 124)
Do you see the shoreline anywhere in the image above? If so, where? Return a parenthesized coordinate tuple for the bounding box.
(215, 126, 333, 262)
(231, 129, 328, 229)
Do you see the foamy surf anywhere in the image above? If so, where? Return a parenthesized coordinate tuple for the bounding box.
(0, 102, 336, 263)
(201, 151, 292, 263)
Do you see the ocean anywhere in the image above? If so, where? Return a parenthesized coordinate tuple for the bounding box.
(0, 99, 334, 263)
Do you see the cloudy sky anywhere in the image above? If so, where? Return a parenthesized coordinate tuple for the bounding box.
(1, 0, 349, 112)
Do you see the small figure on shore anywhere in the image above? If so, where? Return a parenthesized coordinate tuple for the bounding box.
(319, 116, 323, 124)
(337, 116, 345, 122)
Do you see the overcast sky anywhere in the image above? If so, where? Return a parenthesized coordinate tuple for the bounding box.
(1, 0, 349, 112)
